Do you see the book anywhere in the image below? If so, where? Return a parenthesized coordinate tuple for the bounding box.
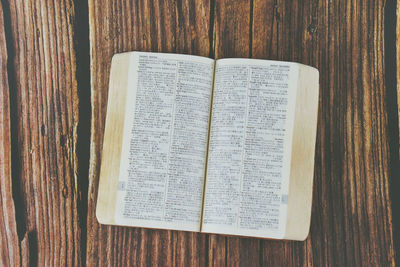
(96, 51, 319, 241)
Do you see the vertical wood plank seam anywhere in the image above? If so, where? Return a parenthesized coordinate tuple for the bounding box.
(0, 1, 20, 265)
(71, 0, 91, 265)
(0, 0, 27, 243)
(385, 0, 400, 265)
(224, 238, 227, 267)
(0, 0, 28, 264)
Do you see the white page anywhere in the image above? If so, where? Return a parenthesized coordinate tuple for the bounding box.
(201, 58, 299, 238)
(114, 52, 214, 231)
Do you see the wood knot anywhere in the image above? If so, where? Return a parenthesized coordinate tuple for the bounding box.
(41, 124, 45, 136)
(60, 135, 65, 147)
(307, 22, 317, 35)
(62, 186, 68, 198)
(275, 11, 281, 21)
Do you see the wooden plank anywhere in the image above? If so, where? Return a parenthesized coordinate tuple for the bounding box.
(253, 0, 396, 266)
(213, 0, 251, 58)
(0, 3, 20, 266)
(87, 0, 397, 266)
(2, 0, 85, 265)
(86, 0, 211, 265)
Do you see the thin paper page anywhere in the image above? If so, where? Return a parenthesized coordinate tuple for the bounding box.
(115, 52, 214, 232)
(202, 58, 299, 238)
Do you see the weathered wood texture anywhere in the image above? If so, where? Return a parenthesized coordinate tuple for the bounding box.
(0, 0, 398, 266)
(253, 1, 395, 266)
(0, 0, 86, 266)
(87, 0, 398, 267)
(0, 3, 20, 266)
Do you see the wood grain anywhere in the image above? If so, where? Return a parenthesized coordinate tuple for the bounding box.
(0, 3, 20, 266)
(87, 0, 211, 265)
(86, 0, 398, 266)
(0, 0, 397, 265)
(252, 0, 396, 266)
(0, 0, 85, 265)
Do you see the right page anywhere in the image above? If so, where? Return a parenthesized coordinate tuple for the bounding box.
(201, 58, 299, 239)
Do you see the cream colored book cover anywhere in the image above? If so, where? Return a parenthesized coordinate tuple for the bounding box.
(96, 51, 319, 241)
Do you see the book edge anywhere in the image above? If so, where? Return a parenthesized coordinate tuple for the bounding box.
(283, 64, 319, 241)
(96, 53, 132, 225)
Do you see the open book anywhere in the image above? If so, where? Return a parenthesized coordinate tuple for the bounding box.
(96, 52, 319, 241)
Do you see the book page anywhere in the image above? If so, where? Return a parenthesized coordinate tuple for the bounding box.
(201, 58, 299, 238)
(114, 52, 214, 232)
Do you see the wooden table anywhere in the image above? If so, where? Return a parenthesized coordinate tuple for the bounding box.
(0, 0, 399, 266)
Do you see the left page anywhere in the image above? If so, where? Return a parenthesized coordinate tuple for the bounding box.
(112, 52, 214, 232)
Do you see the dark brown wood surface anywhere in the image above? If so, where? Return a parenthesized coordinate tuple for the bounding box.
(0, 0, 87, 266)
(0, 3, 20, 266)
(0, 0, 399, 266)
